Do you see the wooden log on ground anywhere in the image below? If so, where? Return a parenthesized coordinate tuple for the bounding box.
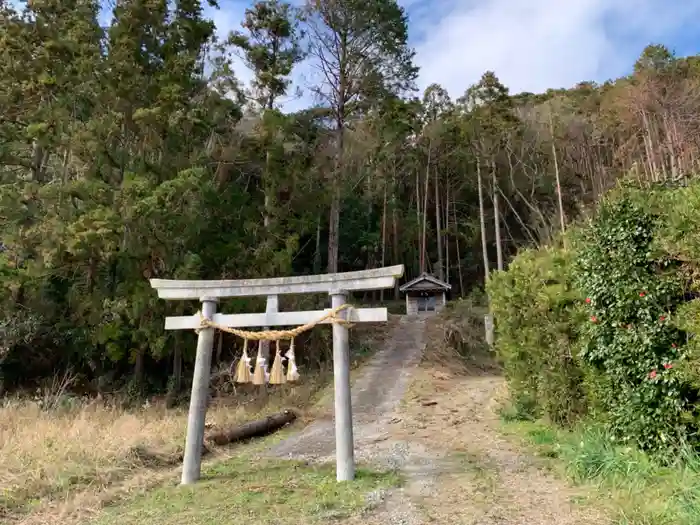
(126, 410, 297, 468)
(205, 409, 297, 447)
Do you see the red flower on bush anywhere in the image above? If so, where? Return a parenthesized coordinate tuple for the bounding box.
(585, 297, 591, 304)
(591, 316, 597, 323)
(639, 292, 646, 297)
(664, 363, 673, 370)
(672, 343, 677, 349)
(660, 315, 666, 322)
(649, 370, 657, 379)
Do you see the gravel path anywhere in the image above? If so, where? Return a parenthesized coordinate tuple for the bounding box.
(270, 316, 607, 525)
(269, 315, 436, 525)
(270, 315, 429, 461)
(385, 372, 609, 525)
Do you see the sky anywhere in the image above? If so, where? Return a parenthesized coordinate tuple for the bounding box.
(201, 0, 700, 112)
(12, 0, 700, 112)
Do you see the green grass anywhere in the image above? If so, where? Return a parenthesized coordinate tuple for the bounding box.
(502, 419, 700, 525)
(91, 456, 402, 525)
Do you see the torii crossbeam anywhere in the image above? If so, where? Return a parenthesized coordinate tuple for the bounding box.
(149, 265, 404, 485)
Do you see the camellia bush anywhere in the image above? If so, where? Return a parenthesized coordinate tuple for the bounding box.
(573, 189, 695, 453)
(489, 180, 700, 455)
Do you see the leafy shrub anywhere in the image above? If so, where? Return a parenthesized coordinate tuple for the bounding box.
(573, 189, 695, 453)
(488, 244, 587, 426)
(490, 181, 700, 456)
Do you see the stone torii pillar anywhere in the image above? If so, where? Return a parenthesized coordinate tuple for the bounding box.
(149, 265, 405, 485)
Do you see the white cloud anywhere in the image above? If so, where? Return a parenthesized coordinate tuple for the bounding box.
(11, 0, 700, 110)
(408, 0, 700, 99)
(207, 0, 700, 111)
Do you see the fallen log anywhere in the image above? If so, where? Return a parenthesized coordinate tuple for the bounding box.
(127, 410, 297, 467)
(206, 409, 297, 447)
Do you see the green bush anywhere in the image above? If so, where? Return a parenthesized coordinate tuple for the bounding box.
(573, 189, 695, 453)
(488, 244, 587, 426)
(490, 181, 700, 455)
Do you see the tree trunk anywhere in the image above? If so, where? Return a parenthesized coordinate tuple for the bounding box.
(491, 158, 503, 272)
(264, 149, 273, 230)
(380, 182, 387, 301)
(392, 162, 400, 300)
(171, 302, 186, 398)
(327, 185, 340, 273)
(452, 192, 464, 297)
(434, 166, 443, 281)
(477, 159, 490, 282)
(549, 112, 566, 237)
(135, 410, 299, 463)
(207, 410, 297, 446)
(444, 182, 450, 285)
(134, 346, 146, 396)
(662, 111, 679, 180)
(314, 213, 322, 274)
(31, 140, 45, 182)
(173, 339, 182, 388)
(327, 123, 344, 273)
(415, 167, 422, 272)
(421, 139, 431, 273)
(641, 109, 659, 181)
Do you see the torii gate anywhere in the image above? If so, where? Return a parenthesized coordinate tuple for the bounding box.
(149, 264, 404, 485)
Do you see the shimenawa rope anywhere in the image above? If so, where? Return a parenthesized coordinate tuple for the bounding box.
(195, 303, 354, 340)
(195, 303, 354, 384)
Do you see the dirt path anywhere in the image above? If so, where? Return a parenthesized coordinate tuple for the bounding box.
(270, 315, 429, 461)
(385, 370, 608, 524)
(271, 316, 609, 525)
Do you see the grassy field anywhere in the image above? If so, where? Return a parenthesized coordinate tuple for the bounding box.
(0, 389, 401, 525)
(0, 379, 400, 525)
(94, 458, 401, 525)
(0, 383, 317, 523)
(502, 419, 700, 525)
(0, 318, 398, 525)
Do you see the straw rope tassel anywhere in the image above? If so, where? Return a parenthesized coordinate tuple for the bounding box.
(252, 342, 267, 385)
(269, 340, 286, 385)
(234, 339, 252, 383)
(285, 338, 300, 382)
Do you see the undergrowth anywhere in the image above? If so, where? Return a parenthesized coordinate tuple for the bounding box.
(490, 179, 700, 524)
(504, 419, 700, 525)
(423, 296, 500, 375)
(488, 180, 700, 454)
(0, 380, 322, 522)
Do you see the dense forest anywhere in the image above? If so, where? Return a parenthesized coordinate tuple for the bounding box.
(0, 0, 696, 398)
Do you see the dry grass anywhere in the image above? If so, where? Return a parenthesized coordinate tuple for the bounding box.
(422, 298, 501, 375)
(0, 379, 324, 523)
(0, 318, 398, 524)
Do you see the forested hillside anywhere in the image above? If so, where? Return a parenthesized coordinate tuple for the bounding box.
(0, 0, 696, 397)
